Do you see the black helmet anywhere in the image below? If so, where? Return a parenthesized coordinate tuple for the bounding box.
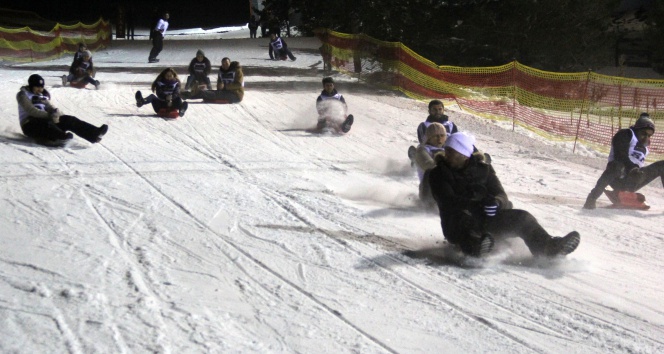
(28, 74, 45, 89)
(632, 115, 656, 132)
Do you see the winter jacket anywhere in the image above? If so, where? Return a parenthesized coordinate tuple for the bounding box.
(316, 89, 346, 116)
(414, 144, 444, 181)
(16, 86, 57, 126)
(608, 128, 648, 173)
(153, 79, 181, 100)
(188, 57, 212, 78)
(217, 61, 245, 101)
(268, 37, 288, 59)
(69, 58, 95, 78)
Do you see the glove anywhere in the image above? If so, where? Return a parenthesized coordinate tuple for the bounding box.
(49, 109, 61, 124)
(483, 196, 499, 217)
(628, 167, 645, 186)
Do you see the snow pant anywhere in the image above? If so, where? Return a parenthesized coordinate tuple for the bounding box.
(149, 35, 163, 60)
(21, 115, 102, 143)
(185, 75, 212, 90)
(440, 209, 554, 256)
(587, 160, 664, 201)
(418, 170, 435, 208)
(275, 48, 296, 61)
(190, 90, 241, 103)
(145, 94, 184, 112)
(67, 74, 96, 85)
(249, 28, 257, 38)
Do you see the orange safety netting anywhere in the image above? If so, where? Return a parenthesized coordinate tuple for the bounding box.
(0, 18, 111, 62)
(315, 28, 664, 160)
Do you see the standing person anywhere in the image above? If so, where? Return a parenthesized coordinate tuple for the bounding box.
(315, 77, 354, 133)
(148, 12, 169, 63)
(62, 50, 100, 89)
(429, 132, 580, 258)
(126, 4, 135, 40)
(583, 113, 664, 209)
(184, 49, 212, 90)
(268, 33, 296, 61)
(260, 13, 268, 37)
(16, 74, 108, 145)
(414, 123, 447, 207)
(135, 68, 188, 117)
(185, 57, 244, 104)
(248, 15, 259, 39)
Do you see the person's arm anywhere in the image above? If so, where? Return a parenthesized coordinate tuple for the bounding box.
(414, 145, 438, 171)
(188, 59, 195, 75)
(16, 90, 53, 120)
(204, 59, 211, 76)
(485, 165, 510, 210)
(429, 164, 479, 212)
(224, 69, 243, 91)
(269, 44, 274, 59)
(612, 129, 639, 171)
(416, 122, 427, 144)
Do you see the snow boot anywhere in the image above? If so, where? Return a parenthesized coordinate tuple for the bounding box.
(61, 75, 68, 86)
(94, 80, 100, 90)
(135, 91, 144, 107)
(179, 101, 189, 117)
(477, 233, 495, 257)
(546, 231, 580, 257)
(94, 124, 108, 143)
(341, 114, 354, 133)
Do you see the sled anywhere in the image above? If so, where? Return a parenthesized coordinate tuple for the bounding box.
(70, 80, 88, 88)
(603, 190, 650, 210)
(156, 107, 179, 118)
(202, 99, 231, 104)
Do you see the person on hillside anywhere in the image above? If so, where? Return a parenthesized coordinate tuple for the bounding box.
(135, 68, 189, 116)
(268, 33, 296, 61)
(184, 49, 212, 90)
(248, 15, 259, 39)
(72, 43, 89, 64)
(417, 100, 458, 144)
(583, 113, 664, 209)
(429, 132, 580, 258)
(414, 123, 447, 207)
(183, 57, 245, 104)
(62, 50, 100, 89)
(315, 77, 354, 133)
(148, 12, 169, 63)
(17, 74, 108, 145)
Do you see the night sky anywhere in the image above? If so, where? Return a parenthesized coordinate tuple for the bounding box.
(3, 0, 250, 28)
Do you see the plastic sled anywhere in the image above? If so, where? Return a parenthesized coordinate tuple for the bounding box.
(157, 107, 179, 118)
(604, 190, 650, 210)
(202, 99, 231, 104)
(70, 81, 88, 88)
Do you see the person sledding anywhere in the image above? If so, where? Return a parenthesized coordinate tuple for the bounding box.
(62, 50, 99, 89)
(184, 49, 212, 91)
(314, 77, 354, 134)
(17, 74, 108, 146)
(182, 57, 244, 104)
(407, 100, 459, 164)
(429, 132, 580, 258)
(413, 123, 447, 208)
(268, 33, 296, 61)
(583, 113, 663, 210)
(135, 68, 189, 117)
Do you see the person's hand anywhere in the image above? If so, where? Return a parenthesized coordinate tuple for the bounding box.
(483, 196, 499, 217)
(49, 109, 61, 124)
(628, 167, 645, 184)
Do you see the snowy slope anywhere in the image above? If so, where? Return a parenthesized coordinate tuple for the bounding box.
(1, 28, 663, 353)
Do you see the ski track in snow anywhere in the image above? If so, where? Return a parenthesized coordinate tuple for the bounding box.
(0, 32, 663, 353)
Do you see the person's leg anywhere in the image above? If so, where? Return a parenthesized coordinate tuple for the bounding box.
(185, 76, 194, 90)
(286, 48, 296, 60)
(21, 118, 70, 141)
(57, 115, 104, 143)
(584, 161, 623, 209)
(627, 160, 664, 190)
(485, 209, 552, 256)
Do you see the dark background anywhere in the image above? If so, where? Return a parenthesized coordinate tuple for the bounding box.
(1, 0, 250, 28)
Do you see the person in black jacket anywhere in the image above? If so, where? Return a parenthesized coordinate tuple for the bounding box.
(429, 132, 580, 258)
(135, 68, 188, 117)
(62, 50, 99, 89)
(315, 77, 353, 133)
(184, 49, 212, 90)
(583, 113, 663, 209)
(268, 33, 296, 61)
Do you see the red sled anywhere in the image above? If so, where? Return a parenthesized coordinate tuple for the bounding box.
(70, 81, 88, 88)
(157, 107, 179, 118)
(604, 190, 650, 210)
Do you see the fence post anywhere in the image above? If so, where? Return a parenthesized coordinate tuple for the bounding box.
(573, 70, 592, 153)
(512, 61, 517, 132)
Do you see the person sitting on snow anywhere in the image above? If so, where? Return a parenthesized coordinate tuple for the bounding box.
(416, 100, 458, 144)
(72, 42, 89, 64)
(62, 50, 100, 89)
(135, 67, 189, 116)
(184, 57, 244, 104)
(414, 123, 447, 207)
(429, 132, 579, 258)
(268, 33, 296, 61)
(583, 113, 663, 209)
(184, 49, 212, 90)
(17, 74, 108, 145)
(315, 77, 354, 133)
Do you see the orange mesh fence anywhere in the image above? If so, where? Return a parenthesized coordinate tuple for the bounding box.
(0, 18, 111, 62)
(315, 28, 664, 160)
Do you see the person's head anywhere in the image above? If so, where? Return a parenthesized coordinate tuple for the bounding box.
(196, 49, 205, 61)
(160, 67, 178, 81)
(270, 33, 277, 40)
(322, 77, 335, 94)
(632, 113, 656, 146)
(425, 122, 447, 148)
(78, 42, 87, 51)
(28, 74, 45, 94)
(428, 100, 444, 118)
(82, 50, 92, 61)
(444, 132, 475, 170)
(221, 57, 231, 70)
(163, 12, 170, 20)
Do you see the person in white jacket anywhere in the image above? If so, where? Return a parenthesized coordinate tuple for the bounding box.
(148, 12, 169, 63)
